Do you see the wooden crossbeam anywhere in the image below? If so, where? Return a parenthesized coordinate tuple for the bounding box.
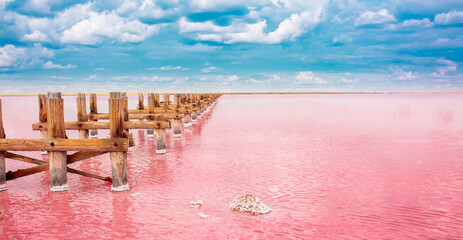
(32, 121, 171, 131)
(4, 152, 111, 182)
(0, 138, 128, 152)
(88, 112, 184, 120)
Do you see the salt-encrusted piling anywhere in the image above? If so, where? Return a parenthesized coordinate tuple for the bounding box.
(156, 127, 167, 154)
(163, 94, 169, 110)
(89, 93, 98, 137)
(47, 92, 68, 192)
(146, 93, 155, 137)
(0, 100, 7, 191)
(38, 94, 48, 154)
(173, 94, 182, 137)
(76, 93, 89, 139)
(154, 93, 160, 108)
(109, 92, 129, 191)
(137, 93, 144, 110)
(184, 111, 192, 127)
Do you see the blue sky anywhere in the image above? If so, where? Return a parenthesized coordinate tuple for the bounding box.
(0, 0, 462, 92)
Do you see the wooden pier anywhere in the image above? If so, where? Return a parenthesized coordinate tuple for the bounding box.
(0, 92, 220, 192)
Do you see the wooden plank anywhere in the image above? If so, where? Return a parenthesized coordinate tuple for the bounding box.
(0, 138, 129, 152)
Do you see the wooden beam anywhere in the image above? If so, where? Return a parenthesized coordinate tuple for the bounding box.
(67, 151, 108, 165)
(33, 120, 170, 131)
(5, 152, 111, 182)
(0, 138, 129, 152)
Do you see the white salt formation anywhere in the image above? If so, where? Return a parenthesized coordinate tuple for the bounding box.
(230, 194, 272, 215)
(190, 200, 203, 208)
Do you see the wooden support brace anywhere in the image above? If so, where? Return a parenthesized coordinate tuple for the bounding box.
(4, 152, 111, 182)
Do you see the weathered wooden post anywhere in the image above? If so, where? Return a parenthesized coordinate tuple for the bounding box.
(89, 93, 98, 137)
(154, 94, 160, 108)
(109, 92, 129, 191)
(47, 92, 68, 192)
(156, 126, 167, 154)
(121, 92, 130, 138)
(163, 94, 169, 109)
(76, 93, 89, 139)
(184, 111, 192, 128)
(172, 94, 182, 137)
(146, 93, 155, 137)
(38, 94, 48, 154)
(137, 93, 144, 110)
(0, 99, 7, 191)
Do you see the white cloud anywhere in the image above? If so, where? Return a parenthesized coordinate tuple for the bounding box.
(402, 18, 434, 28)
(43, 61, 76, 69)
(201, 66, 221, 73)
(355, 9, 397, 27)
(0, 43, 58, 69)
(295, 71, 326, 84)
(95, 68, 104, 71)
(432, 58, 457, 77)
(52, 75, 72, 79)
(61, 11, 159, 45)
(179, 7, 323, 44)
(434, 11, 463, 25)
(339, 77, 355, 83)
(0, 45, 27, 67)
(22, 30, 51, 42)
(392, 68, 418, 80)
(85, 74, 96, 81)
(232, 61, 241, 64)
(0, 0, 13, 9)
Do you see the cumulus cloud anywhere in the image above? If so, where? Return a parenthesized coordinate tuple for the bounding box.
(43, 61, 76, 69)
(295, 71, 326, 84)
(402, 18, 434, 28)
(0, 45, 27, 67)
(201, 66, 221, 73)
(0, 43, 62, 69)
(61, 11, 159, 44)
(392, 68, 418, 80)
(355, 9, 397, 27)
(13, 2, 162, 45)
(181, 8, 323, 44)
(434, 11, 463, 25)
(21, 30, 51, 42)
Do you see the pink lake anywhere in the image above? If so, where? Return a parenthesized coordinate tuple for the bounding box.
(1, 93, 463, 239)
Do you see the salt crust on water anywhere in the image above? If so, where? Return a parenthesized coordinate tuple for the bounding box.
(230, 194, 272, 215)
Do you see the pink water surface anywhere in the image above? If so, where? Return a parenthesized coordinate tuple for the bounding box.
(1, 94, 463, 239)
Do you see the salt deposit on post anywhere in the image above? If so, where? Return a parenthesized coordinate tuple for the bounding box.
(230, 194, 272, 215)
